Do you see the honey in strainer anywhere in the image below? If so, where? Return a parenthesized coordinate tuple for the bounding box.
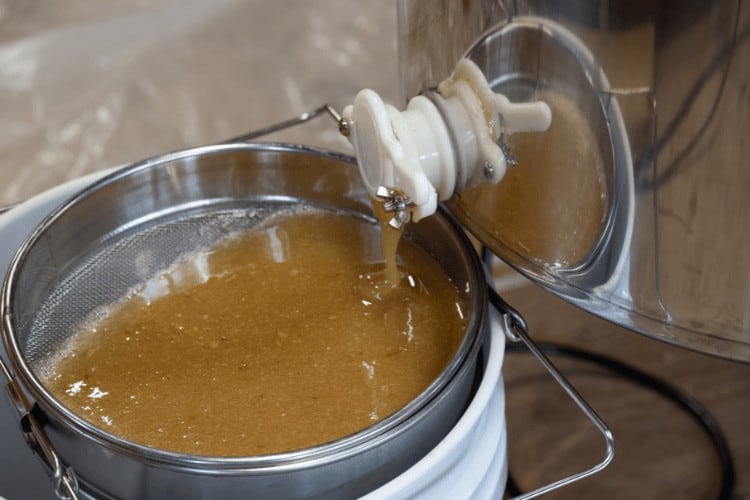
(40, 209, 466, 456)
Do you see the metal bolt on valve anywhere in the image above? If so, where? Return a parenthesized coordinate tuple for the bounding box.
(375, 186, 415, 229)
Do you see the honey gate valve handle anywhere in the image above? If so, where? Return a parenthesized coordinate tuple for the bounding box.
(341, 58, 551, 222)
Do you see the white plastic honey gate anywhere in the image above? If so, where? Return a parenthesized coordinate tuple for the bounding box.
(342, 59, 551, 222)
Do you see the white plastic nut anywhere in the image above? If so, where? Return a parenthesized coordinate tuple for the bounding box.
(343, 58, 552, 221)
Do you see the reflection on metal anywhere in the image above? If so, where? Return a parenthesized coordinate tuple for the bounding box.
(399, 0, 750, 361)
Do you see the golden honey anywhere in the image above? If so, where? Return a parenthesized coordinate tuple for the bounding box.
(41, 210, 466, 456)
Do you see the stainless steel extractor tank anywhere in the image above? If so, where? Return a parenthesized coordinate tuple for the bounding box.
(397, 0, 750, 361)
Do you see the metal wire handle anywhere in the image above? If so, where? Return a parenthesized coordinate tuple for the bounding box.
(221, 103, 349, 143)
(488, 287, 615, 499)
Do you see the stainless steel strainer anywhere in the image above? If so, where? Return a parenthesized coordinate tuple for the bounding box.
(1, 143, 489, 499)
(1, 136, 619, 500)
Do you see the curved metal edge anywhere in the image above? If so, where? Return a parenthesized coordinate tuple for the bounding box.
(2, 149, 483, 475)
(0, 137, 489, 500)
(488, 287, 615, 499)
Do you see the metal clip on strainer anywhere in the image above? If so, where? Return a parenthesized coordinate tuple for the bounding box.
(1, 359, 79, 499)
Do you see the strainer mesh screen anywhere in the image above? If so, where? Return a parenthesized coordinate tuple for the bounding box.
(17, 202, 294, 367)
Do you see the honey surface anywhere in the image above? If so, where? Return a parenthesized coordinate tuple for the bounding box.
(454, 90, 608, 267)
(41, 210, 466, 456)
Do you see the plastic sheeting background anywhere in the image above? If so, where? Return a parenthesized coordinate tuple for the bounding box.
(0, 0, 398, 207)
